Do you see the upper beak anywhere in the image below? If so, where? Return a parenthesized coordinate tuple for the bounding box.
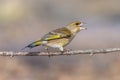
(79, 23, 83, 26)
(79, 23, 87, 30)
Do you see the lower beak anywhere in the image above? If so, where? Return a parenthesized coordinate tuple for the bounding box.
(80, 27, 87, 30)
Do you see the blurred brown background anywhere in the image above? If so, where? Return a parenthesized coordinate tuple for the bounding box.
(0, 0, 120, 80)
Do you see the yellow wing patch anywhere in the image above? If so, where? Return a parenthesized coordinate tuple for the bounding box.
(34, 40, 42, 46)
(42, 27, 72, 41)
(45, 34, 60, 41)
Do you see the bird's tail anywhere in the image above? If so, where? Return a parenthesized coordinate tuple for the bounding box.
(21, 39, 42, 50)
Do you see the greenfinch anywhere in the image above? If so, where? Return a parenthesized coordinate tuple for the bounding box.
(22, 21, 87, 51)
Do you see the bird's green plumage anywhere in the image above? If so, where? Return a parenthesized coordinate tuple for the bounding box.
(22, 21, 85, 51)
(42, 27, 72, 41)
(34, 40, 42, 46)
(22, 27, 73, 49)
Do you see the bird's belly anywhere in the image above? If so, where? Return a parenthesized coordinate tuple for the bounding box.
(45, 38, 69, 47)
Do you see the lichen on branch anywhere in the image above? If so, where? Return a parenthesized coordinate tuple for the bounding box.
(0, 48, 120, 57)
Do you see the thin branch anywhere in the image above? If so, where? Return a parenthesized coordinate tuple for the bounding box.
(0, 48, 120, 57)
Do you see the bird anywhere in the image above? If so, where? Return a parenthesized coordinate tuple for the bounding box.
(22, 21, 87, 52)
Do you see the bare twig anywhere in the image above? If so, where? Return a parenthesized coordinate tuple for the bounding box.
(0, 48, 120, 57)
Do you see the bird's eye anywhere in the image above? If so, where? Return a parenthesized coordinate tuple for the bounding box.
(75, 22, 80, 25)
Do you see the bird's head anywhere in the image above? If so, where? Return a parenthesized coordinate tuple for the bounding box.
(66, 21, 87, 34)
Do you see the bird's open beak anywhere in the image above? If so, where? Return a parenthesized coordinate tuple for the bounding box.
(79, 23, 87, 30)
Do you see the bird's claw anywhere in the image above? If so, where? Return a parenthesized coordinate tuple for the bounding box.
(60, 49, 71, 54)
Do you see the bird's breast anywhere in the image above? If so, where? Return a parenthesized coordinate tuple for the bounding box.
(45, 38, 70, 47)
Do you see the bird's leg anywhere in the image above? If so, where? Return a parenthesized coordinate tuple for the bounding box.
(44, 47, 51, 57)
(61, 48, 71, 55)
(44, 47, 49, 53)
(59, 47, 72, 55)
(58, 46, 65, 54)
(45, 47, 50, 57)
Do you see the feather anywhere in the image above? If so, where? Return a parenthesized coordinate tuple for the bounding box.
(42, 27, 72, 41)
(21, 40, 42, 50)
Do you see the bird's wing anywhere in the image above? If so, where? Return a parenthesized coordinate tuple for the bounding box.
(42, 27, 72, 41)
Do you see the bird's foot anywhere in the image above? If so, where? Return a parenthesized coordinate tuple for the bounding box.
(60, 49, 72, 54)
(44, 47, 51, 57)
